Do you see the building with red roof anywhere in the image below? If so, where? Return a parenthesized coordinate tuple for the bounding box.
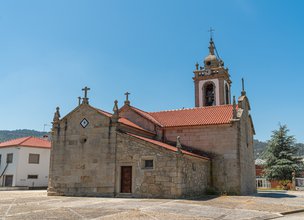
(0, 136, 51, 187)
(48, 37, 256, 198)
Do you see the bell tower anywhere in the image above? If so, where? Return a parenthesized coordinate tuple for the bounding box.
(193, 36, 232, 107)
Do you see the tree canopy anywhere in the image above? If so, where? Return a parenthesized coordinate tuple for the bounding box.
(263, 124, 300, 181)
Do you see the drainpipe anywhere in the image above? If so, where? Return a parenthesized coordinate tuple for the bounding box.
(0, 163, 9, 178)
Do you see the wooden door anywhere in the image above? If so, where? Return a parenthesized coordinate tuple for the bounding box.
(121, 166, 132, 193)
(4, 175, 13, 187)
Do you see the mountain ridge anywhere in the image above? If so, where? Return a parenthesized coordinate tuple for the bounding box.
(0, 129, 48, 143)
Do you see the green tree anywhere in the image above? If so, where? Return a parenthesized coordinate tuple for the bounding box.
(263, 124, 300, 181)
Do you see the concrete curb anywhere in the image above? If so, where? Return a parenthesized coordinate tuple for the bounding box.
(281, 208, 304, 215)
(0, 187, 29, 191)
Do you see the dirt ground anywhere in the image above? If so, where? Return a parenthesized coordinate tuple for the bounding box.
(0, 190, 303, 220)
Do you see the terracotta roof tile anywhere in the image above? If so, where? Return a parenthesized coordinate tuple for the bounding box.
(127, 133, 209, 160)
(148, 105, 235, 127)
(129, 106, 162, 126)
(93, 106, 154, 133)
(0, 136, 51, 149)
(93, 107, 113, 117)
(119, 118, 154, 134)
(93, 104, 234, 129)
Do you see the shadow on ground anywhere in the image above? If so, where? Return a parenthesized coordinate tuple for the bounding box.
(255, 191, 297, 198)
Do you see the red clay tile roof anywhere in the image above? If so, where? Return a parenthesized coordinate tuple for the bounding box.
(0, 136, 51, 149)
(94, 107, 113, 117)
(95, 104, 234, 129)
(94, 107, 154, 133)
(127, 133, 209, 160)
(119, 118, 154, 134)
(129, 106, 162, 126)
(148, 105, 235, 127)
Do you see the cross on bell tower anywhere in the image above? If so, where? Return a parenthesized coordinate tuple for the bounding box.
(208, 27, 215, 40)
(82, 86, 90, 104)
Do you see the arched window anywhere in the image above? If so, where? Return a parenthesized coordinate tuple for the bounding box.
(204, 83, 215, 106)
(225, 84, 230, 104)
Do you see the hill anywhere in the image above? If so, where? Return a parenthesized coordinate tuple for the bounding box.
(253, 139, 304, 159)
(253, 139, 268, 159)
(0, 129, 48, 142)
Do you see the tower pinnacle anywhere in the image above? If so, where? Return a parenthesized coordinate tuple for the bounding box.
(193, 34, 232, 107)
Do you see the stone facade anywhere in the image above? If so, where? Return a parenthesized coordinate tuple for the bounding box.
(48, 105, 117, 196)
(116, 133, 210, 198)
(48, 104, 210, 198)
(119, 99, 256, 195)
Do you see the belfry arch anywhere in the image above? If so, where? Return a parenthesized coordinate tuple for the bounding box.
(225, 83, 230, 104)
(203, 81, 216, 106)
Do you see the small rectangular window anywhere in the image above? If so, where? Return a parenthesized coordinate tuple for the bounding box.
(6, 153, 13, 163)
(27, 175, 38, 179)
(144, 160, 154, 169)
(29, 154, 40, 164)
(0, 154, 2, 165)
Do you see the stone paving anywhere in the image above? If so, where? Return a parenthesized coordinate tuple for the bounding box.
(0, 190, 303, 219)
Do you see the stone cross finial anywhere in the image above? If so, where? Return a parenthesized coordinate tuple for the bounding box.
(233, 96, 237, 119)
(82, 86, 90, 104)
(176, 136, 182, 154)
(124, 92, 131, 105)
(82, 86, 90, 98)
(78, 97, 81, 106)
(241, 78, 246, 96)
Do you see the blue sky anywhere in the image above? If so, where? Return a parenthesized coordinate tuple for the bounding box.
(0, 0, 303, 142)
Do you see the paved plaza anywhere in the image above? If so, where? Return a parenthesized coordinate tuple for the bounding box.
(0, 190, 303, 219)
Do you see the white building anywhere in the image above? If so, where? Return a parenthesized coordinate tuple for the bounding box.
(0, 136, 51, 187)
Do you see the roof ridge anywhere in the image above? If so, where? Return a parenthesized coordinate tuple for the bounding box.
(96, 108, 112, 115)
(125, 132, 209, 160)
(129, 106, 163, 127)
(149, 104, 233, 113)
(91, 106, 113, 117)
(6, 136, 31, 145)
(20, 136, 33, 144)
(119, 117, 156, 134)
(130, 105, 150, 114)
(0, 136, 51, 148)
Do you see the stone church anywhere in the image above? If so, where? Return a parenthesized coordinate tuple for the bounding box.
(48, 37, 256, 198)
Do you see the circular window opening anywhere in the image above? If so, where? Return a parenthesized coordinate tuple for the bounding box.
(80, 136, 88, 144)
(206, 61, 211, 66)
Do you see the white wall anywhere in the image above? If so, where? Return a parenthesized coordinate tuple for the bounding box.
(0, 146, 50, 187)
(16, 147, 50, 187)
(0, 147, 19, 186)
